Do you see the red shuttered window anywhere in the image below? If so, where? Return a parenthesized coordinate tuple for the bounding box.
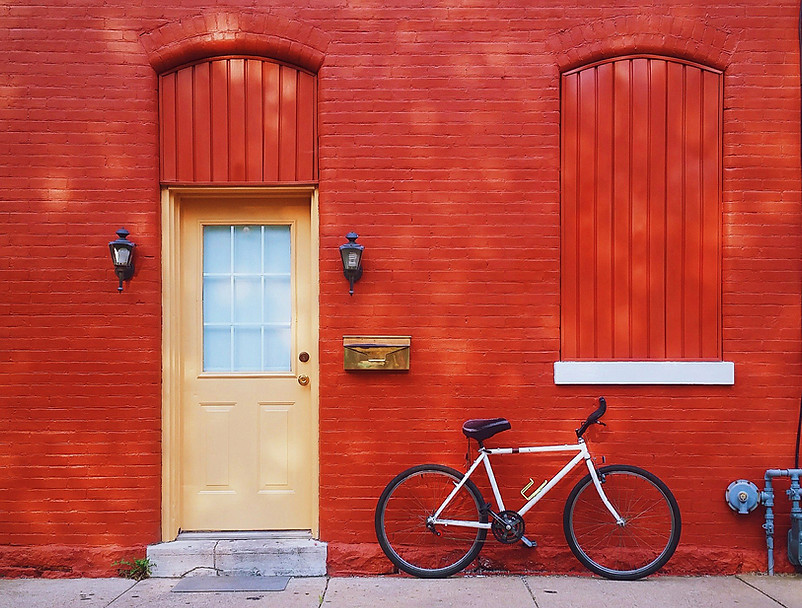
(560, 55, 722, 362)
(159, 57, 317, 185)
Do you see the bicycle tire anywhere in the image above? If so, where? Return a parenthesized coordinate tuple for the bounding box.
(563, 464, 681, 580)
(375, 464, 488, 578)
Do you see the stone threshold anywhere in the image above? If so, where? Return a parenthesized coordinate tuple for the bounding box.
(147, 531, 327, 578)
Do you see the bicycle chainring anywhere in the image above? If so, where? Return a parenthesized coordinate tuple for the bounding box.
(491, 510, 525, 544)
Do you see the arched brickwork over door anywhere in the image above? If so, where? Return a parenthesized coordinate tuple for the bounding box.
(561, 55, 723, 361)
(159, 57, 317, 184)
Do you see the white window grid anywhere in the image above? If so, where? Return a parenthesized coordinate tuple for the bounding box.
(202, 224, 292, 372)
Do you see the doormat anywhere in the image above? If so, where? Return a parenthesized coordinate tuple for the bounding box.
(171, 576, 290, 593)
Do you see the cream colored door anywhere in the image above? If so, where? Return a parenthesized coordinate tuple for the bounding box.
(179, 196, 315, 531)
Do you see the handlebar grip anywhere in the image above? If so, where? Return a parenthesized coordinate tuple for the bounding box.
(576, 397, 607, 439)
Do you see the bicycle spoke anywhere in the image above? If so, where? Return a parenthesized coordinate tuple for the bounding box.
(564, 466, 680, 580)
(376, 465, 487, 578)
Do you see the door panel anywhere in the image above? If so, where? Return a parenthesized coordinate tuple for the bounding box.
(179, 197, 314, 531)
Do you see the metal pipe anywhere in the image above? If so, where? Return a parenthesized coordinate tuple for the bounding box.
(790, 473, 802, 569)
(760, 469, 802, 574)
(762, 475, 775, 575)
(789, 472, 802, 518)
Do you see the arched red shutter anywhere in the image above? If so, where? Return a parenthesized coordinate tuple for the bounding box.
(159, 57, 316, 184)
(561, 56, 722, 360)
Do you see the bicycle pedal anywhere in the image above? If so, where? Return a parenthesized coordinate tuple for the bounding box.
(520, 535, 537, 549)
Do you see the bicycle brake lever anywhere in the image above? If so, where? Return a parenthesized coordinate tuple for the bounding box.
(596, 420, 607, 427)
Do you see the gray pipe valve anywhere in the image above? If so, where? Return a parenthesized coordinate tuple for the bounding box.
(726, 479, 761, 514)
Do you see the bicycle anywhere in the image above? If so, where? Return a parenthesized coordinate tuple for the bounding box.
(374, 397, 681, 580)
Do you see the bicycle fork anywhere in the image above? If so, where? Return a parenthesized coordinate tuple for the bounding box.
(585, 456, 626, 526)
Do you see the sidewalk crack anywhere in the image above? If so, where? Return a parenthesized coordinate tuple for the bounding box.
(104, 580, 138, 607)
(213, 540, 220, 573)
(735, 575, 789, 608)
(521, 575, 541, 608)
(318, 576, 330, 607)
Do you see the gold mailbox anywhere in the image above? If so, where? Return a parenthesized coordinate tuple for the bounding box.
(343, 336, 411, 371)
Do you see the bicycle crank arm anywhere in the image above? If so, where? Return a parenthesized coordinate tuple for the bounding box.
(520, 535, 537, 548)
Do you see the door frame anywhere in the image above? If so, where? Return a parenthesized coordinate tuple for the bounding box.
(160, 186, 320, 541)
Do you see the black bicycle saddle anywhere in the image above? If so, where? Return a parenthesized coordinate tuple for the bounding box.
(462, 418, 511, 442)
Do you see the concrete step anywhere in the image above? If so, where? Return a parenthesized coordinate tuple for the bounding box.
(147, 531, 327, 578)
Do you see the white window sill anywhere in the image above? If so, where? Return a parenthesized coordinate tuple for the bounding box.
(554, 361, 735, 385)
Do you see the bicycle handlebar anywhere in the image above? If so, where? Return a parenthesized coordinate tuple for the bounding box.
(576, 397, 607, 439)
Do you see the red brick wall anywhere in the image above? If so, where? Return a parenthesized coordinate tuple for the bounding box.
(1, 1, 800, 577)
(0, 4, 164, 576)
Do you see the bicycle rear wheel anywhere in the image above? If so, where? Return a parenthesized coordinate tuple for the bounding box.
(375, 464, 487, 578)
(563, 464, 681, 580)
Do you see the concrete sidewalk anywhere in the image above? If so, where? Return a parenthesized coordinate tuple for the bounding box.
(0, 575, 800, 608)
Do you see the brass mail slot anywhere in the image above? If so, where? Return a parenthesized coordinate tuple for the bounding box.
(343, 336, 411, 371)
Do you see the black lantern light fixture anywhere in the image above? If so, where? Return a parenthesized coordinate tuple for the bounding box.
(339, 232, 364, 296)
(108, 227, 136, 293)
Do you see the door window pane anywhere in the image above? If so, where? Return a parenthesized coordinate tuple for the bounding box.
(264, 276, 292, 324)
(203, 225, 292, 372)
(233, 327, 262, 371)
(264, 226, 292, 274)
(233, 225, 262, 274)
(204, 327, 231, 372)
(233, 276, 261, 324)
(203, 277, 231, 325)
(264, 327, 292, 371)
(203, 226, 231, 274)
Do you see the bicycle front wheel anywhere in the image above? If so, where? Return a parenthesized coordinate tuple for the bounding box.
(375, 464, 487, 578)
(563, 464, 681, 580)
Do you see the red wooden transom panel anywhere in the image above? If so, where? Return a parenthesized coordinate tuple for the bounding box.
(561, 56, 722, 360)
(160, 57, 317, 184)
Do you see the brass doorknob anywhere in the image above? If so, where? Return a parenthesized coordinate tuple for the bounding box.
(298, 374, 310, 386)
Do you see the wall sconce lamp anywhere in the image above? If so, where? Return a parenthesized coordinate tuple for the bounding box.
(108, 227, 136, 293)
(339, 232, 364, 296)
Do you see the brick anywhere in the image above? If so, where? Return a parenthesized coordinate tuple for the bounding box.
(1, 0, 801, 580)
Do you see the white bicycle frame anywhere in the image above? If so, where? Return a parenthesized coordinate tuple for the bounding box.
(430, 438, 625, 530)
